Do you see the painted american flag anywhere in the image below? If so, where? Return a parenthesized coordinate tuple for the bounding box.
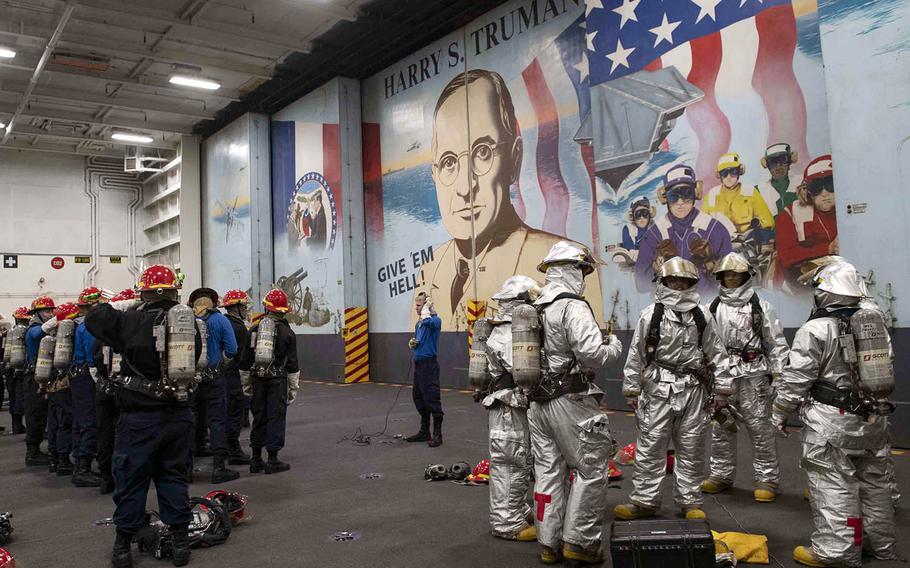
(585, 0, 810, 181)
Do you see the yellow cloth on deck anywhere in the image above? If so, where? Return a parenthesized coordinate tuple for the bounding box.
(712, 530, 769, 564)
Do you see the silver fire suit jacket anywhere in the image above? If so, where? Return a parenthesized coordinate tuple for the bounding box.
(534, 265, 623, 394)
(712, 282, 789, 379)
(773, 311, 890, 451)
(623, 285, 731, 399)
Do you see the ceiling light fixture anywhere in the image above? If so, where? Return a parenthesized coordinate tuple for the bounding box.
(0, 48, 16, 59)
(169, 75, 221, 90)
(112, 132, 154, 144)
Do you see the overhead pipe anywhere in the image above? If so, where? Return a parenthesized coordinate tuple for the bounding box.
(1, 0, 77, 145)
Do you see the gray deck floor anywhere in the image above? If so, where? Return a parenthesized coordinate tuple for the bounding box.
(0, 380, 906, 567)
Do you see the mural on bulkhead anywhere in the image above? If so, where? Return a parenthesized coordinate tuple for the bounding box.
(271, 83, 345, 333)
(202, 117, 253, 294)
(362, 0, 834, 333)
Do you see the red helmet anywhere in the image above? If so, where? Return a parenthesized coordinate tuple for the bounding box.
(263, 289, 289, 313)
(54, 302, 80, 321)
(466, 459, 490, 484)
(77, 286, 104, 306)
(0, 547, 14, 568)
(617, 443, 636, 465)
(13, 306, 30, 321)
(29, 296, 56, 314)
(137, 265, 179, 291)
(113, 288, 138, 302)
(204, 490, 249, 525)
(221, 289, 249, 307)
(803, 154, 832, 183)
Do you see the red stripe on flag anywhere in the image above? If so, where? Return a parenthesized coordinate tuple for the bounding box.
(686, 32, 731, 182)
(644, 58, 663, 71)
(322, 124, 342, 220)
(580, 144, 601, 263)
(362, 122, 384, 238)
(522, 59, 569, 237)
(753, 4, 808, 167)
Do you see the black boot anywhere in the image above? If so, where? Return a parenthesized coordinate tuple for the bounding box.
(212, 454, 241, 484)
(111, 530, 133, 568)
(195, 440, 213, 457)
(56, 453, 74, 476)
(249, 447, 264, 474)
(99, 473, 115, 495)
(11, 414, 25, 435)
(265, 450, 290, 475)
(26, 445, 51, 467)
(170, 523, 191, 567)
(72, 457, 102, 487)
(428, 415, 443, 448)
(405, 414, 431, 442)
(227, 439, 251, 465)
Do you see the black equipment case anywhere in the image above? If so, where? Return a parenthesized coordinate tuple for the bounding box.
(610, 519, 715, 568)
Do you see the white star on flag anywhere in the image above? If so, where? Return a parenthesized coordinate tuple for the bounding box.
(586, 30, 598, 51)
(612, 0, 640, 29)
(691, 0, 722, 23)
(585, 0, 603, 16)
(740, 0, 763, 6)
(573, 56, 590, 82)
(649, 13, 681, 47)
(606, 38, 635, 74)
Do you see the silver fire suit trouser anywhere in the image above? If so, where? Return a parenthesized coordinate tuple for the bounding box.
(708, 374, 779, 486)
(488, 403, 532, 538)
(528, 393, 611, 550)
(803, 442, 897, 567)
(630, 384, 708, 510)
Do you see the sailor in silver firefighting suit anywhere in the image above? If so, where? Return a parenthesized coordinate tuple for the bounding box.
(772, 260, 899, 567)
(483, 275, 541, 542)
(528, 241, 623, 566)
(615, 256, 730, 521)
(703, 252, 788, 502)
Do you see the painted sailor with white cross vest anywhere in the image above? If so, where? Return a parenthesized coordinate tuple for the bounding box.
(517, 241, 622, 566)
(615, 256, 730, 522)
(702, 252, 789, 502)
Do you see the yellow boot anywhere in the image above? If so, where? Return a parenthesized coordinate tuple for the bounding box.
(515, 524, 537, 542)
(540, 544, 562, 565)
(754, 482, 778, 503)
(563, 542, 604, 565)
(794, 545, 828, 567)
(683, 506, 707, 520)
(702, 477, 732, 494)
(614, 503, 656, 520)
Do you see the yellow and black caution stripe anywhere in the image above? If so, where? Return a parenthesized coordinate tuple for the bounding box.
(466, 299, 487, 348)
(343, 307, 370, 384)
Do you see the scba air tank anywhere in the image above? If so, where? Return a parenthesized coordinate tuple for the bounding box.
(468, 318, 493, 389)
(7, 325, 26, 368)
(166, 304, 197, 384)
(511, 304, 541, 391)
(851, 308, 894, 398)
(254, 316, 276, 367)
(53, 319, 76, 369)
(35, 335, 56, 383)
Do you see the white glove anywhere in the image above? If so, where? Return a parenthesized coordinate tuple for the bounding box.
(89, 368, 99, 383)
(419, 298, 437, 320)
(408, 338, 418, 349)
(240, 371, 252, 397)
(111, 299, 141, 312)
(41, 318, 58, 334)
(287, 371, 300, 405)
